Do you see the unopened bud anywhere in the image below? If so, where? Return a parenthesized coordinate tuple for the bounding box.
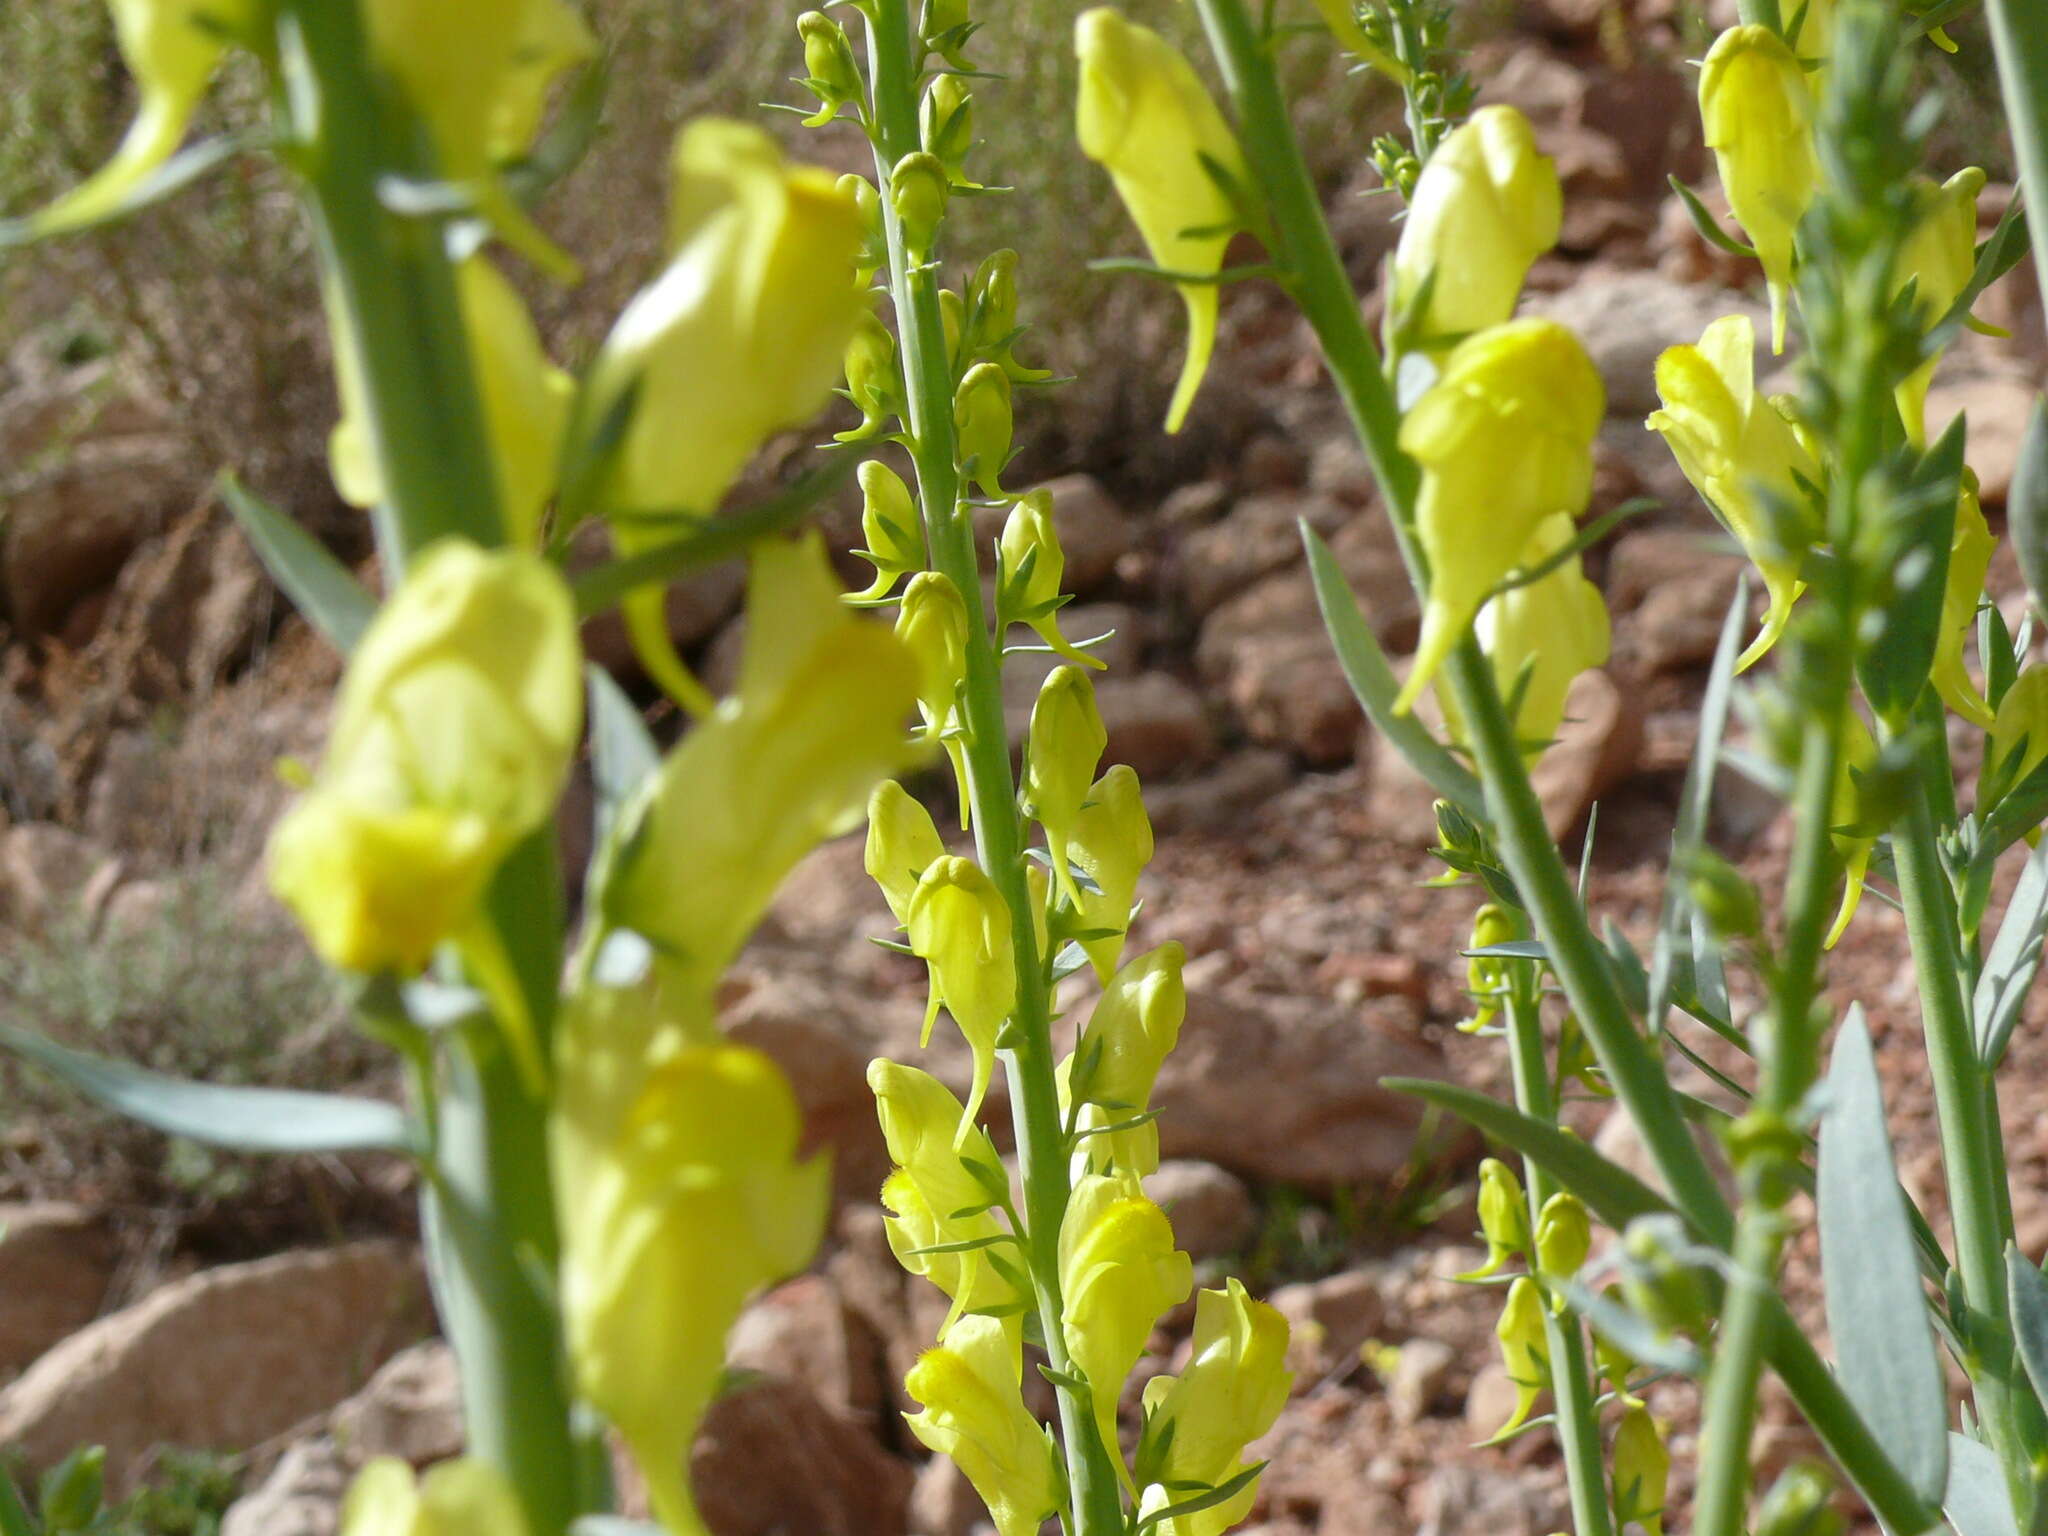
(798, 11, 863, 123)
(1025, 667, 1108, 908)
(849, 459, 923, 603)
(1460, 903, 1517, 1033)
(955, 362, 1013, 498)
(838, 311, 903, 443)
(837, 172, 886, 287)
(1492, 1276, 1549, 1435)
(1000, 491, 1101, 668)
(891, 151, 951, 256)
(1533, 1192, 1590, 1294)
(907, 856, 1016, 1143)
(895, 571, 970, 737)
(969, 249, 1021, 354)
(1688, 849, 1762, 940)
(866, 780, 946, 923)
(922, 73, 975, 176)
(1459, 1157, 1527, 1278)
(1611, 1405, 1670, 1536)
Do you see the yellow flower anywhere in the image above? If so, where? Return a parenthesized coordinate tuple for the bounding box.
(1458, 1157, 1528, 1280)
(1076, 8, 1249, 433)
(553, 1030, 828, 1536)
(907, 856, 1018, 1141)
(1933, 474, 1994, 726)
(1612, 1405, 1671, 1536)
(896, 571, 974, 807)
(848, 459, 924, 602)
(1062, 943, 1187, 1178)
(1395, 318, 1604, 713)
(1895, 167, 1989, 444)
(881, 1169, 1029, 1338)
(870, 1058, 1006, 1223)
(581, 120, 865, 708)
(904, 1315, 1062, 1536)
(1024, 667, 1109, 908)
(1988, 667, 2048, 793)
(1826, 709, 1878, 948)
(955, 362, 1015, 499)
(1440, 513, 1610, 760)
(1492, 1274, 1550, 1435)
(13, 0, 254, 239)
(1534, 1191, 1591, 1296)
(361, 0, 594, 280)
(1059, 1173, 1193, 1473)
(1647, 314, 1820, 671)
(606, 534, 920, 1004)
(1699, 25, 1817, 352)
(866, 780, 948, 925)
(1069, 764, 1155, 981)
(339, 1457, 526, 1536)
(1135, 1279, 1292, 1536)
(1000, 491, 1106, 668)
(1458, 903, 1518, 1034)
(1390, 106, 1561, 349)
(328, 256, 573, 548)
(267, 541, 581, 976)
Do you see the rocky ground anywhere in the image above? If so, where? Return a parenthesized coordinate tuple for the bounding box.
(0, 6, 2044, 1535)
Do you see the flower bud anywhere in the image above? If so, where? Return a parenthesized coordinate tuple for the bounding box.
(1616, 1213, 1710, 1338)
(838, 172, 887, 288)
(1459, 903, 1518, 1034)
(267, 542, 580, 978)
(340, 1456, 527, 1536)
(1688, 848, 1764, 941)
(922, 72, 976, 177)
(1069, 764, 1155, 980)
(1059, 1173, 1194, 1465)
(329, 257, 573, 549)
(1390, 106, 1561, 349)
(895, 571, 973, 801)
(1000, 492, 1103, 667)
(1066, 943, 1187, 1177)
(1647, 314, 1819, 670)
(907, 857, 1017, 1139)
(849, 459, 924, 603)
(1755, 1462, 1846, 1536)
(1395, 318, 1603, 713)
(1025, 667, 1109, 904)
(553, 1040, 828, 1536)
(921, 0, 974, 65)
(13, 0, 257, 237)
(1076, 8, 1250, 433)
(1612, 1405, 1671, 1536)
(1534, 1191, 1591, 1293)
(955, 362, 1015, 499)
(891, 150, 952, 257)
(1699, 25, 1817, 352)
(1932, 474, 1995, 726)
(904, 1315, 1061, 1536)
(970, 249, 1022, 352)
(1492, 1274, 1549, 1435)
(1896, 167, 1989, 444)
(867, 781, 948, 924)
(839, 311, 904, 444)
(798, 10, 864, 126)
(1459, 1157, 1528, 1279)
(1136, 1278, 1291, 1529)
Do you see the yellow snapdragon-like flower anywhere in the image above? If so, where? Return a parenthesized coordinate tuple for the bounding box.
(267, 541, 580, 978)
(1647, 314, 1819, 671)
(1069, 764, 1156, 981)
(1612, 1405, 1672, 1536)
(1390, 106, 1561, 349)
(553, 1024, 828, 1536)
(896, 570, 974, 807)
(881, 1170, 1030, 1340)
(328, 257, 573, 548)
(1136, 1279, 1291, 1536)
(1458, 1157, 1528, 1280)
(1025, 667, 1109, 908)
(11, 0, 254, 239)
(1933, 474, 1995, 726)
(1699, 25, 1817, 352)
(1534, 1191, 1591, 1298)
(1492, 1274, 1550, 1436)
(581, 120, 866, 708)
(1076, 8, 1249, 433)
(907, 856, 1018, 1142)
(849, 459, 924, 602)
(1062, 943, 1187, 1178)
(1895, 167, 1989, 444)
(1440, 513, 1610, 761)
(1000, 491, 1105, 668)
(606, 534, 921, 1003)
(866, 780, 949, 925)
(1059, 1173, 1194, 1474)
(1395, 318, 1604, 714)
(339, 1457, 526, 1536)
(361, 0, 594, 279)
(904, 1315, 1062, 1536)
(1826, 709, 1878, 948)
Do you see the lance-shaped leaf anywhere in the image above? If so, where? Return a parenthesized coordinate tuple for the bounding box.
(1973, 836, 2048, 1067)
(1817, 1008, 1948, 1508)
(219, 474, 373, 655)
(1943, 1430, 2019, 1536)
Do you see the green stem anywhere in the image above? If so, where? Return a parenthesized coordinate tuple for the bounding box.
(276, 7, 581, 1529)
(1181, 4, 1940, 1529)
(1505, 980, 1614, 1536)
(1984, 0, 2048, 326)
(863, 9, 1125, 1534)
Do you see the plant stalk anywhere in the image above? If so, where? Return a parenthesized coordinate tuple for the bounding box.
(863, 7, 1126, 1533)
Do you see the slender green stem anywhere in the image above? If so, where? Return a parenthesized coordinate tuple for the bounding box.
(863, 9, 1125, 1534)
(1504, 980, 1614, 1536)
(276, 6, 581, 1529)
(1181, 5, 1940, 1529)
(1984, 0, 2048, 323)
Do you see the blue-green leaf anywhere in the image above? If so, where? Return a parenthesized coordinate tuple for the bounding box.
(219, 472, 375, 653)
(1382, 1078, 1670, 1232)
(0, 1023, 416, 1155)
(1302, 524, 1483, 818)
(1944, 1431, 2020, 1536)
(2011, 397, 2048, 625)
(586, 664, 659, 833)
(0, 135, 247, 250)
(1975, 837, 2048, 1067)
(1817, 1007, 1949, 1507)
(2007, 1245, 2048, 1425)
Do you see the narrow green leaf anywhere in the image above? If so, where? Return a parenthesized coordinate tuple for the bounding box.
(1302, 524, 1483, 818)
(0, 1470, 34, 1536)
(1665, 175, 1759, 259)
(1944, 1430, 2020, 1536)
(219, 472, 374, 653)
(586, 664, 659, 834)
(1462, 940, 1549, 960)
(0, 1023, 416, 1155)
(2006, 1245, 2048, 1420)
(2010, 397, 2048, 618)
(1135, 1462, 1269, 1531)
(0, 135, 247, 250)
(1974, 837, 2048, 1067)
(1382, 1078, 1670, 1232)
(1817, 1008, 1949, 1507)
